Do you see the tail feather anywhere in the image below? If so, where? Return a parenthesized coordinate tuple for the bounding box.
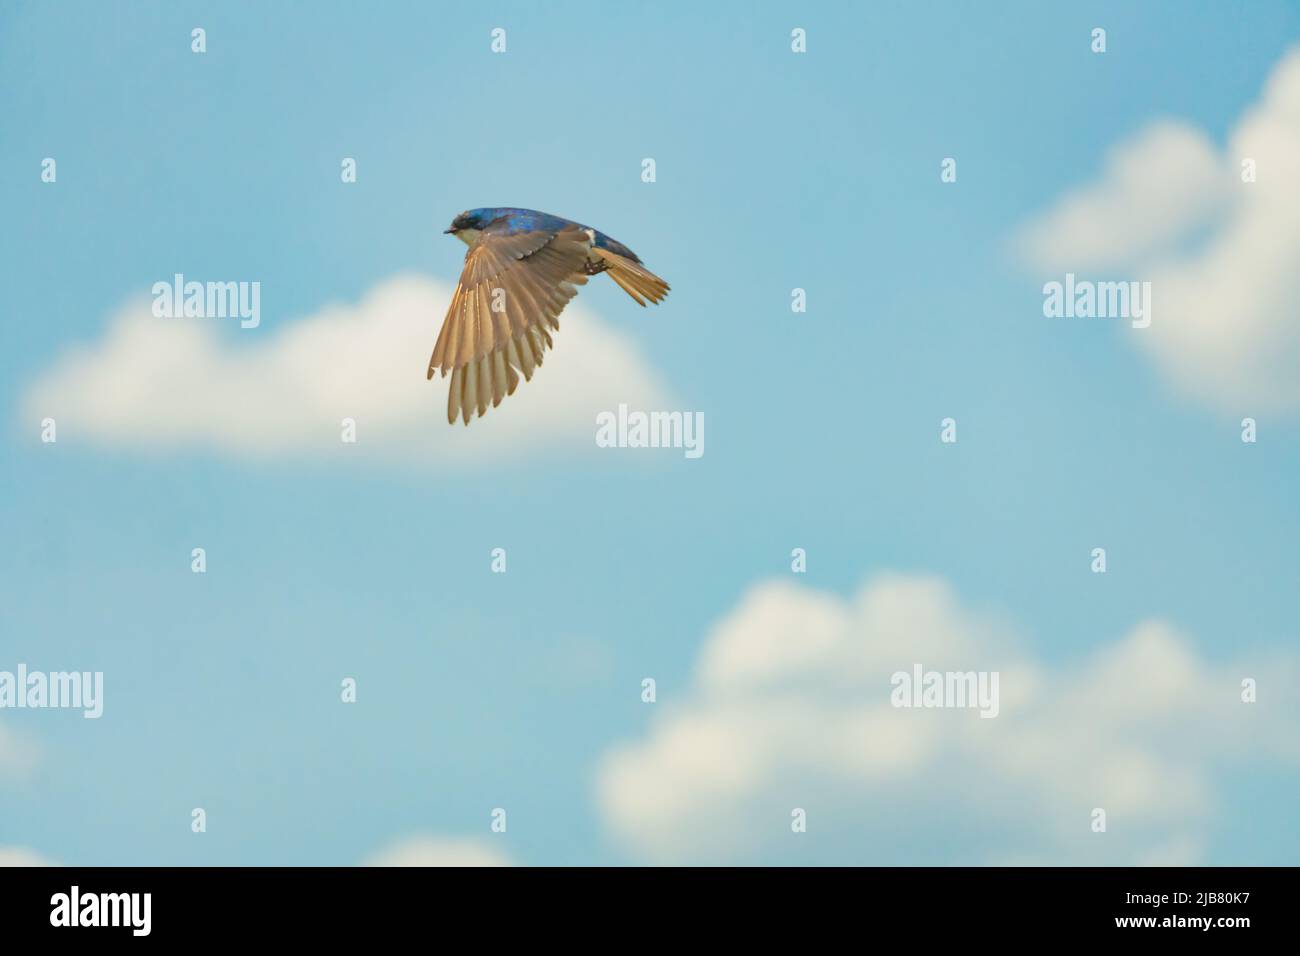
(595, 250, 669, 306)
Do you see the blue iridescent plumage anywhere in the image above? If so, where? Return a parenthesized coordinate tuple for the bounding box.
(462, 207, 643, 263)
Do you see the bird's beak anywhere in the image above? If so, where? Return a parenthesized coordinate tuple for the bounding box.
(443, 228, 455, 234)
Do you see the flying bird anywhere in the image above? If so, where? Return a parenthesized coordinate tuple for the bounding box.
(429, 207, 669, 425)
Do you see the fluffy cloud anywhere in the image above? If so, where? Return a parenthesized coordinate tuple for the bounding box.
(362, 835, 512, 867)
(1014, 49, 1300, 414)
(1014, 121, 1232, 273)
(22, 275, 672, 467)
(596, 574, 1299, 864)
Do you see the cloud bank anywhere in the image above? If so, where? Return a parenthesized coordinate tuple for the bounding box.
(22, 275, 673, 467)
(596, 574, 1298, 864)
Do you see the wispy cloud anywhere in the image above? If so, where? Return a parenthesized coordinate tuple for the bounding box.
(21, 274, 673, 468)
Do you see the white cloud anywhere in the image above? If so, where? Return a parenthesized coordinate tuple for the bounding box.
(0, 846, 55, 867)
(1014, 48, 1300, 414)
(21, 275, 673, 467)
(362, 835, 512, 867)
(596, 574, 1299, 864)
(1015, 121, 1232, 273)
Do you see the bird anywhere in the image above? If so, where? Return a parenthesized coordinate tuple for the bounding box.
(429, 207, 669, 425)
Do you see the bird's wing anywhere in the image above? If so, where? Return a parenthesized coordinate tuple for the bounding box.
(428, 222, 593, 425)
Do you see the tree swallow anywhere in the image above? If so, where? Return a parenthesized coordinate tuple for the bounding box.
(430, 207, 669, 425)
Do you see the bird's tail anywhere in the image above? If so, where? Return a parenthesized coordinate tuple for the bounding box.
(594, 250, 670, 307)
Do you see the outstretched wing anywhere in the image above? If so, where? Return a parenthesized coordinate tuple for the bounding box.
(429, 221, 593, 425)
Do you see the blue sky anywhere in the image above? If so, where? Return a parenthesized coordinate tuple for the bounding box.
(2, 0, 1298, 866)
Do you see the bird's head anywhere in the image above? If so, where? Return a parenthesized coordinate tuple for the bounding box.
(444, 209, 488, 246)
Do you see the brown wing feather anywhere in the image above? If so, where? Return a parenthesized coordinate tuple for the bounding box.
(429, 225, 593, 425)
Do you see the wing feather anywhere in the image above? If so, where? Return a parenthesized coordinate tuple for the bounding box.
(429, 222, 594, 425)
